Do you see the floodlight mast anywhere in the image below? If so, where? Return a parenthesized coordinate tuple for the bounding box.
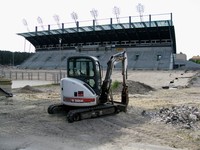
(53, 14, 61, 29)
(22, 18, 30, 32)
(90, 8, 98, 25)
(71, 12, 78, 26)
(136, 3, 144, 22)
(37, 16, 45, 31)
(113, 6, 120, 23)
(22, 18, 31, 52)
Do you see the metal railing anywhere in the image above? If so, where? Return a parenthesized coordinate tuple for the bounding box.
(1, 69, 67, 84)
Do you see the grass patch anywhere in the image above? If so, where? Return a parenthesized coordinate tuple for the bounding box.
(111, 80, 120, 90)
(0, 78, 12, 85)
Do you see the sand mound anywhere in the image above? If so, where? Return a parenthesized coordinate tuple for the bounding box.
(112, 80, 155, 94)
(188, 72, 200, 87)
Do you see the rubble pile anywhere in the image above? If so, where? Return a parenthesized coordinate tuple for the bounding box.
(154, 105, 200, 129)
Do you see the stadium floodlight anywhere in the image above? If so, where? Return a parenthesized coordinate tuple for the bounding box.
(37, 16, 45, 30)
(90, 8, 98, 25)
(22, 18, 31, 52)
(53, 14, 61, 29)
(136, 3, 144, 22)
(71, 12, 78, 26)
(113, 6, 120, 23)
(22, 18, 30, 32)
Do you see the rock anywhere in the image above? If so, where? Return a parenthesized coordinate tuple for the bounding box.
(141, 110, 147, 116)
(165, 117, 171, 124)
(182, 123, 191, 129)
(189, 114, 197, 122)
(192, 107, 198, 113)
(193, 112, 200, 119)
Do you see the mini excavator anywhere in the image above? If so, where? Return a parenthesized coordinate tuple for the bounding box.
(48, 51, 129, 122)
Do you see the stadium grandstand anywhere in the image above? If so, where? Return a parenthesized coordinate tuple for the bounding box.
(18, 13, 195, 70)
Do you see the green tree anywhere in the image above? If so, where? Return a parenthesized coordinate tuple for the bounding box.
(0, 50, 33, 66)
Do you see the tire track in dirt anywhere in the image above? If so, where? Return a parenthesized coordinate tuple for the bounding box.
(97, 116, 169, 148)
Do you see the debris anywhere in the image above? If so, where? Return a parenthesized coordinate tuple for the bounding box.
(162, 86, 169, 89)
(152, 105, 200, 129)
(141, 110, 147, 116)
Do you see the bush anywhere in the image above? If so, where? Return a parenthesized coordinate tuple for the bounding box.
(111, 80, 120, 90)
(189, 59, 200, 64)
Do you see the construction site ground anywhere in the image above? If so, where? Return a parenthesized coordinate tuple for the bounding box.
(0, 70, 200, 150)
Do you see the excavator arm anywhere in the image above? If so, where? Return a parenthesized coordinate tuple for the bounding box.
(99, 51, 129, 108)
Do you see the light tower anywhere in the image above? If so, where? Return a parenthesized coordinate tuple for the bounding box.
(53, 14, 61, 29)
(90, 8, 98, 25)
(37, 16, 45, 30)
(22, 18, 31, 52)
(22, 19, 30, 32)
(71, 12, 78, 26)
(136, 3, 144, 22)
(113, 6, 120, 23)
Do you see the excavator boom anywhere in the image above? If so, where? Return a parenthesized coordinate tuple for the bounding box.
(99, 51, 128, 104)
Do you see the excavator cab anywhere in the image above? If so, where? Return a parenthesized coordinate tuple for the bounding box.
(67, 56, 102, 95)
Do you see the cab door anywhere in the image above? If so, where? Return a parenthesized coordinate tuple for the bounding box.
(67, 56, 101, 95)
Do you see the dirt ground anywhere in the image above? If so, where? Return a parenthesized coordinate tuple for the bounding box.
(0, 70, 200, 150)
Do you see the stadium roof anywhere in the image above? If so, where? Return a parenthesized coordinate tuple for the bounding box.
(18, 14, 176, 53)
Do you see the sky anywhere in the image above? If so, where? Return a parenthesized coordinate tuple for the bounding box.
(0, 0, 199, 59)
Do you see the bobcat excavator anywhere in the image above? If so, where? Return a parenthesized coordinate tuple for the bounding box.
(48, 51, 129, 122)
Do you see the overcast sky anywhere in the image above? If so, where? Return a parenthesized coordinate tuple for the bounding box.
(0, 0, 199, 59)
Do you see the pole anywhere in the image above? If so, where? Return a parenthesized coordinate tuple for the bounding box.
(59, 38, 62, 80)
(12, 52, 14, 67)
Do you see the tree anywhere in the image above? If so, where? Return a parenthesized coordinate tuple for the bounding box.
(0, 50, 33, 66)
(189, 58, 200, 64)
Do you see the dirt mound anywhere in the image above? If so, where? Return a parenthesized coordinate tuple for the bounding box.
(112, 80, 155, 94)
(188, 72, 200, 87)
(17, 85, 43, 93)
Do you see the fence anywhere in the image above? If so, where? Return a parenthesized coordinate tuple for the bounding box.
(1, 70, 67, 84)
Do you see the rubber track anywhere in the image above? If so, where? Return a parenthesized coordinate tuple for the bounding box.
(67, 103, 117, 122)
